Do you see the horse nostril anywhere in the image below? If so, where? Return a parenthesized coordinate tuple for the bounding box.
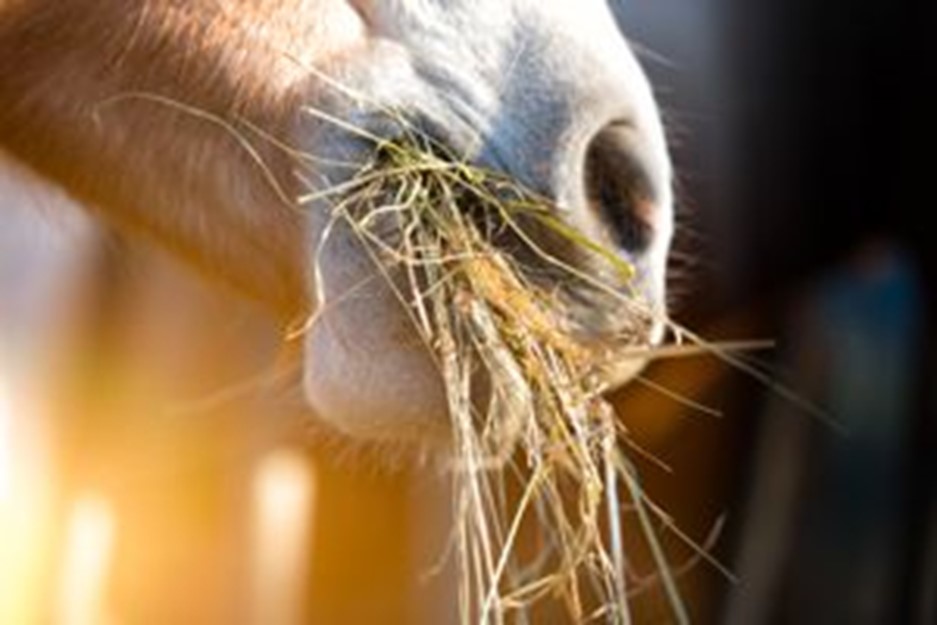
(583, 122, 657, 255)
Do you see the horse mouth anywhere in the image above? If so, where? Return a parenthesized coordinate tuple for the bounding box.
(301, 124, 668, 444)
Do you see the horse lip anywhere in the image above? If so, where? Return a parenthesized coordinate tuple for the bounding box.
(588, 316, 667, 393)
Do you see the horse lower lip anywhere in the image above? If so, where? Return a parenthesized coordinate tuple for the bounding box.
(589, 320, 664, 392)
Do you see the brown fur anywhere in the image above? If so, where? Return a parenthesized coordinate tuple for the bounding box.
(0, 1, 368, 317)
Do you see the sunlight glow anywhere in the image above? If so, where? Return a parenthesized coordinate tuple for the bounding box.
(0, 373, 12, 505)
(251, 449, 315, 625)
(57, 494, 117, 625)
(0, 368, 56, 625)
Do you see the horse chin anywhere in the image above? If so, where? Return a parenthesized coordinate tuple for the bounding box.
(301, 310, 666, 448)
(301, 299, 452, 447)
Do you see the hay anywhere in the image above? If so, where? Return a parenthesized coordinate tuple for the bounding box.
(301, 120, 691, 625)
(95, 92, 811, 625)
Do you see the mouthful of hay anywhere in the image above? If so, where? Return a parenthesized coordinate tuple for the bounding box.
(305, 123, 688, 625)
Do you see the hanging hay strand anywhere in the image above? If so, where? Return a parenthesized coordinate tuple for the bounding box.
(302, 121, 688, 625)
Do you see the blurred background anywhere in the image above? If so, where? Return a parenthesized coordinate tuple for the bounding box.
(0, 1, 930, 624)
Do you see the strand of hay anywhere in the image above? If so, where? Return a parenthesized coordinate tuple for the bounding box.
(306, 124, 690, 625)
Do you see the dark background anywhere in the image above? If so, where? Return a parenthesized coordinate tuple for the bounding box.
(613, 2, 932, 623)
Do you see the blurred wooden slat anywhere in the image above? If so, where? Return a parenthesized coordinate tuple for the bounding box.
(306, 457, 414, 625)
(250, 449, 315, 625)
(56, 493, 116, 625)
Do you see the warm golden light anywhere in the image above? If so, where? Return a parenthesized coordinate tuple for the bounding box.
(57, 494, 117, 625)
(0, 368, 54, 625)
(0, 372, 11, 506)
(250, 449, 315, 625)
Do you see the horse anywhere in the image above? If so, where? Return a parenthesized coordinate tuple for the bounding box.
(0, 0, 673, 447)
